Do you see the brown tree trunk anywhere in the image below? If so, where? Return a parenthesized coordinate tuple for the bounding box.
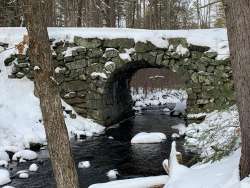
(22, 1, 80, 187)
(223, 0, 250, 180)
(77, 0, 84, 27)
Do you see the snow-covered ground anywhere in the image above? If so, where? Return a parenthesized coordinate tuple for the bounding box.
(89, 175, 168, 188)
(185, 105, 240, 161)
(131, 88, 187, 112)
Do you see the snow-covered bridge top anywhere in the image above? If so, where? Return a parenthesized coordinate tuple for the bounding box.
(0, 27, 229, 60)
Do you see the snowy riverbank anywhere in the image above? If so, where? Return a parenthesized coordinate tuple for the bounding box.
(0, 49, 104, 162)
(131, 88, 187, 111)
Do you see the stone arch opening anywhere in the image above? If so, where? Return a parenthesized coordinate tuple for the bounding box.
(100, 59, 191, 126)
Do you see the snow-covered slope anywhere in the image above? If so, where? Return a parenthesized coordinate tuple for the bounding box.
(0, 49, 104, 152)
(185, 106, 240, 161)
(0, 27, 229, 60)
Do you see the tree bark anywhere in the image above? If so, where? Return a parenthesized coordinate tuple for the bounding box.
(223, 0, 250, 179)
(22, 1, 80, 187)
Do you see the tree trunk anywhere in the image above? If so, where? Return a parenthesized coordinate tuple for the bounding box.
(223, 0, 250, 180)
(22, 1, 80, 187)
(77, 0, 84, 27)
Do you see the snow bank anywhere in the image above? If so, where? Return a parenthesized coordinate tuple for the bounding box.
(185, 106, 240, 160)
(12, 150, 37, 161)
(0, 151, 9, 162)
(131, 132, 166, 144)
(89, 175, 168, 188)
(164, 149, 240, 188)
(0, 49, 104, 152)
(172, 123, 186, 136)
(0, 28, 229, 60)
(132, 88, 187, 110)
(0, 169, 11, 186)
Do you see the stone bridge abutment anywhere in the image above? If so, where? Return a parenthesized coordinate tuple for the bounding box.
(4, 36, 235, 126)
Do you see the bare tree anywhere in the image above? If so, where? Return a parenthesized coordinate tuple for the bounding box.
(223, 0, 250, 179)
(21, 0, 80, 187)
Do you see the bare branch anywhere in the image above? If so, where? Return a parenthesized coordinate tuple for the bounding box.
(200, 0, 221, 9)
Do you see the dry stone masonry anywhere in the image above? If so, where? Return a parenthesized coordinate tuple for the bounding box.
(4, 36, 235, 126)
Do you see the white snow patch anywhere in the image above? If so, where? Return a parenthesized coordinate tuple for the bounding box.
(164, 149, 241, 188)
(78, 161, 91, 169)
(173, 100, 187, 114)
(172, 123, 186, 136)
(176, 44, 189, 56)
(29, 163, 39, 172)
(91, 72, 107, 79)
(18, 172, 29, 179)
(33, 66, 41, 71)
(0, 160, 8, 168)
(19, 158, 27, 163)
(187, 113, 207, 119)
(0, 151, 9, 162)
(89, 175, 168, 188)
(132, 88, 187, 109)
(12, 150, 37, 161)
(119, 48, 135, 62)
(62, 46, 85, 57)
(55, 66, 66, 74)
(0, 169, 11, 186)
(171, 133, 180, 139)
(131, 132, 166, 144)
(106, 169, 119, 180)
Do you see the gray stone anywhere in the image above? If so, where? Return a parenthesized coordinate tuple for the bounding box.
(74, 36, 102, 48)
(16, 72, 25, 78)
(65, 60, 88, 70)
(63, 92, 77, 99)
(191, 73, 199, 83)
(204, 52, 218, 59)
(87, 48, 103, 58)
(79, 74, 87, 81)
(105, 48, 119, 59)
(103, 38, 135, 49)
(62, 80, 87, 92)
(64, 55, 74, 62)
(4, 55, 16, 66)
(16, 63, 29, 68)
(156, 53, 164, 65)
(135, 41, 157, 52)
(189, 44, 210, 52)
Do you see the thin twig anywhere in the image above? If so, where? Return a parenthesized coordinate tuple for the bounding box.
(200, 0, 221, 9)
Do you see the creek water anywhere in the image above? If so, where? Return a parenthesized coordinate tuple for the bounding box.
(8, 110, 196, 188)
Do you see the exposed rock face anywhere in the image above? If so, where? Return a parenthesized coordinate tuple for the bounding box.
(4, 37, 235, 126)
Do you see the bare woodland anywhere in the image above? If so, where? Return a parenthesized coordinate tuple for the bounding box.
(1, 0, 225, 29)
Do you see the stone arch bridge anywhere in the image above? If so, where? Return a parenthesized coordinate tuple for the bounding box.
(5, 35, 234, 126)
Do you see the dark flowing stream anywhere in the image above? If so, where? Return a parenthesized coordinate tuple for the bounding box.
(8, 110, 196, 188)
